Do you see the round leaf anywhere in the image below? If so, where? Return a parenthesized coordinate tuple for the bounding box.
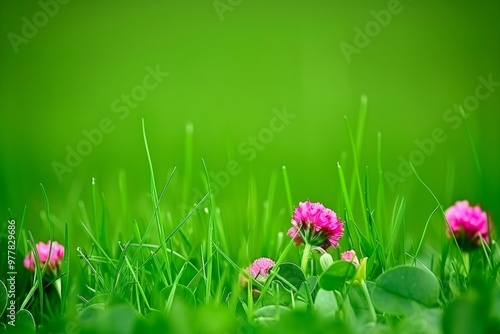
(371, 266, 440, 315)
(296, 276, 318, 302)
(273, 262, 306, 291)
(318, 261, 357, 291)
(15, 309, 36, 334)
(314, 288, 338, 317)
(254, 305, 291, 325)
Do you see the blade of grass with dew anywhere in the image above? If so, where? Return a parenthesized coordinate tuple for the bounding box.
(80, 221, 116, 269)
(214, 270, 229, 305)
(412, 206, 439, 266)
(213, 207, 228, 260)
(410, 163, 468, 273)
(76, 246, 108, 292)
(338, 162, 368, 253)
(345, 116, 367, 221)
(151, 250, 169, 288)
(212, 210, 224, 291)
(29, 235, 46, 316)
(100, 192, 110, 253)
(132, 219, 142, 244)
(201, 158, 215, 304)
(478, 237, 497, 283)
(91, 177, 100, 246)
(402, 213, 407, 265)
(142, 192, 209, 267)
(186, 247, 216, 290)
(78, 200, 91, 232)
(347, 95, 368, 215)
(282, 165, 294, 213)
(61, 222, 70, 314)
(118, 170, 130, 234)
(376, 132, 388, 245)
(165, 263, 188, 313)
(364, 167, 385, 269)
(142, 118, 171, 283)
(182, 123, 194, 210)
(262, 173, 278, 256)
(38, 184, 55, 322)
(16, 205, 28, 254)
(386, 197, 405, 266)
(40, 185, 54, 274)
(130, 166, 177, 273)
(19, 237, 40, 311)
(124, 255, 151, 310)
(111, 240, 132, 294)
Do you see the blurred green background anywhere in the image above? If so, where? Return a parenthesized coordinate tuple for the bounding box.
(1, 0, 499, 249)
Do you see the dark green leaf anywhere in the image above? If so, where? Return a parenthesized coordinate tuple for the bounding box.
(296, 276, 317, 302)
(14, 309, 36, 334)
(319, 261, 357, 291)
(273, 262, 306, 292)
(371, 266, 440, 315)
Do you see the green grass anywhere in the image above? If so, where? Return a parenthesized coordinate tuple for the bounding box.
(1, 110, 499, 334)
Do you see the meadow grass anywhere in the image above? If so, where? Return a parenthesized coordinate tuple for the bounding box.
(1, 101, 499, 334)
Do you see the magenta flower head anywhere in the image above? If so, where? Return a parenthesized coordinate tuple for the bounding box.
(287, 201, 344, 250)
(23, 241, 65, 273)
(247, 257, 275, 281)
(445, 200, 490, 250)
(239, 257, 275, 297)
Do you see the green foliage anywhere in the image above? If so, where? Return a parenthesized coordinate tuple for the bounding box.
(442, 282, 500, 334)
(371, 266, 441, 315)
(273, 262, 306, 292)
(1, 100, 498, 334)
(314, 289, 338, 317)
(14, 309, 36, 334)
(319, 261, 357, 291)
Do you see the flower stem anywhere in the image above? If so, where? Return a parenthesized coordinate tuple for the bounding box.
(361, 281, 377, 323)
(301, 243, 312, 275)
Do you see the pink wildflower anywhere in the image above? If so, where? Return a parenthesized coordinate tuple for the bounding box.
(247, 257, 275, 280)
(239, 257, 275, 296)
(341, 250, 360, 267)
(287, 201, 344, 250)
(23, 241, 65, 273)
(445, 200, 489, 250)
